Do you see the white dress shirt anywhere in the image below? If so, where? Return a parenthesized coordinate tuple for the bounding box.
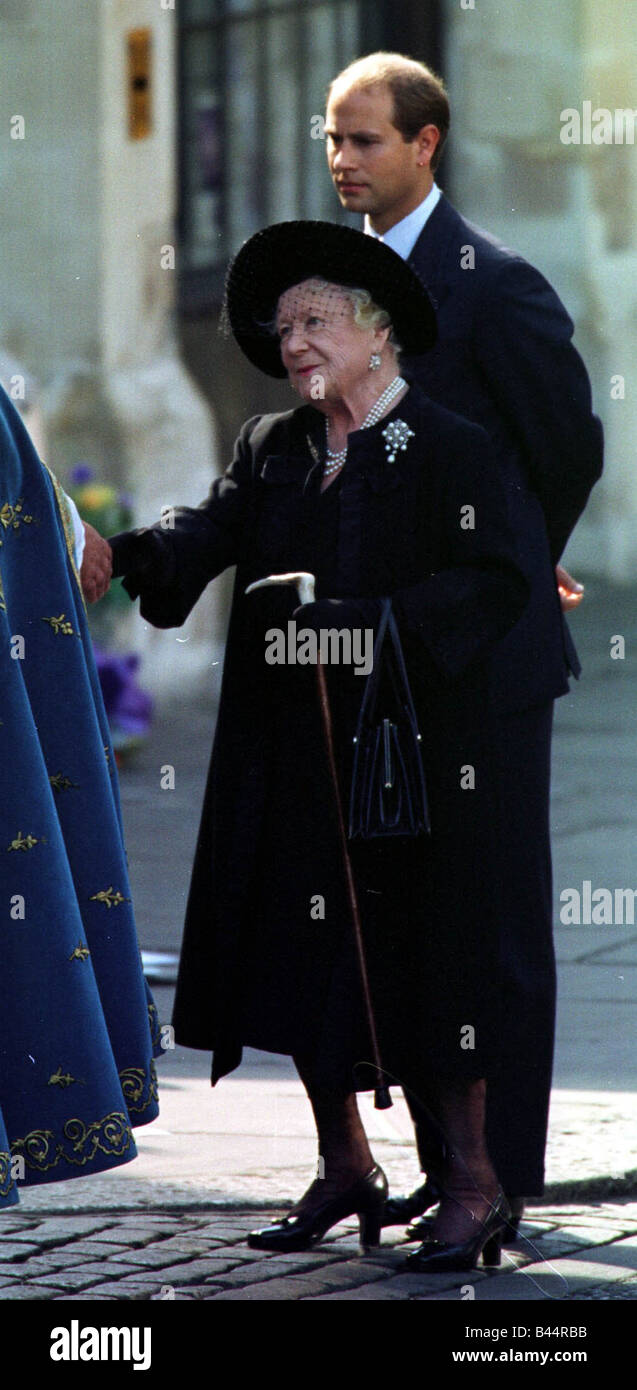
(364, 183, 441, 261)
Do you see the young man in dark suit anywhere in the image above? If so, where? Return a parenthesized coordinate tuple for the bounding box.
(325, 53, 603, 1240)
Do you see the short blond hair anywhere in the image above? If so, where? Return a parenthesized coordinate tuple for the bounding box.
(328, 52, 450, 172)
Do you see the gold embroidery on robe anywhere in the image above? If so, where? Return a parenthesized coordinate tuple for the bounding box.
(119, 1067, 145, 1107)
(119, 1060, 159, 1113)
(11, 1112, 133, 1172)
(48, 1067, 79, 1089)
(40, 460, 86, 610)
(0, 496, 35, 616)
(69, 943, 90, 962)
(0, 498, 34, 537)
(42, 613, 75, 636)
(50, 772, 80, 793)
(7, 831, 38, 852)
(89, 886, 128, 908)
(0, 1150, 13, 1197)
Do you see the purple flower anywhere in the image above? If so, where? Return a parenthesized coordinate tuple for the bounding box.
(69, 463, 95, 485)
(93, 646, 154, 738)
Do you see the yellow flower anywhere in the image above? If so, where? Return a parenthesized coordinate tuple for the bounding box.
(77, 485, 115, 509)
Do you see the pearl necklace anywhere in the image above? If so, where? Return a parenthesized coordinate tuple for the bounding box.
(324, 375, 408, 476)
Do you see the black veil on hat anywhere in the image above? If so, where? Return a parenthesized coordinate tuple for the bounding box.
(222, 220, 437, 378)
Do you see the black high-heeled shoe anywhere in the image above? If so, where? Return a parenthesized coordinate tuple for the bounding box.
(406, 1193, 524, 1245)
(247, 1165, 388, 1253)
(382, 1177, 441, 1227)
(504, 1197, 525, 1242)
(403, 1189, 511, 1273)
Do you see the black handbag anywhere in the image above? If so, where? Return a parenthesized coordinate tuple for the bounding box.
(348, 598, 430, 839)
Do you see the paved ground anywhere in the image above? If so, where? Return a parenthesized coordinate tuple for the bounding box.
(2, 577, 636, 1304)
(1, 1201, 637, 1301)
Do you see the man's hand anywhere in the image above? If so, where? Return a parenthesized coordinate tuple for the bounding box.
(556, 563, 584, 612)
(80, 522, 113, 603)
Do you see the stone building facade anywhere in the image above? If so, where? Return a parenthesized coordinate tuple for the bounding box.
(0, 1, 634, 694)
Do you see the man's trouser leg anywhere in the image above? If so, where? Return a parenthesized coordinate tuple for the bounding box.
(405, 703, 556, 1198)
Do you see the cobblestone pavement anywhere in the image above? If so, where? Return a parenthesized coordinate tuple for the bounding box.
(1, 1201, 636, 1301)
(3, 586, 635, 1312)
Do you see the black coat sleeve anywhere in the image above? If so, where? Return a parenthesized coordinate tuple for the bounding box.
(109, 416, 261, 628)
(473, 257, 603, 563)
(393, 425, 530, 678)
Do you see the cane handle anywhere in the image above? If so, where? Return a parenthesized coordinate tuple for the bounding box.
(245, 571, 316, 605)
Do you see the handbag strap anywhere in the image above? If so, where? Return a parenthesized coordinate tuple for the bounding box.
(356, 598, 421, 732)
(356, 598, 392, 725)
(386, 607, 421, 727)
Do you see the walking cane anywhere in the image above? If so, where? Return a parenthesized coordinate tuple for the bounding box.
(246, 570, 393, 1110)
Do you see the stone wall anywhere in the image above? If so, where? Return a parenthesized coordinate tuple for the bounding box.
(445, 0, 636, 579)
(0, 0, 220, 695)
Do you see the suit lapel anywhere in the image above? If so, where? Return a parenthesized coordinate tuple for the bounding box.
(407, 194, 463, 306)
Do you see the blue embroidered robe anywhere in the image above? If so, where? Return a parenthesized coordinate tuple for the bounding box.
(0, 386, 160, 1207)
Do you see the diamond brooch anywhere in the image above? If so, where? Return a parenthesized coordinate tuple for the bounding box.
(382, 419, 415, 463)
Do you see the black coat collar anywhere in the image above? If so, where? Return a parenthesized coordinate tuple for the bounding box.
(288, 386, 425, 489)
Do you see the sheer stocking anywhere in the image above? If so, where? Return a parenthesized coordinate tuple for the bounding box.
(291, 1054, 375, 1216)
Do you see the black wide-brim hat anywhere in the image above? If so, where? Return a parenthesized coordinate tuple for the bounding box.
(222, 220, 437, 378)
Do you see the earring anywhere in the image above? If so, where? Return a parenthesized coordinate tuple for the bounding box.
(369, 353, 382, 371)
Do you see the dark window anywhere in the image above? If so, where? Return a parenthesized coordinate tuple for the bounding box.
(178, 0, 371, 307)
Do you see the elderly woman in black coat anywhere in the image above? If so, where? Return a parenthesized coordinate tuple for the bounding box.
(109, 222, 531, 1272)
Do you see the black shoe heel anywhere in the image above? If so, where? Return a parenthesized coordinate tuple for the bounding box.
(359, 1207, 382, 1248)
(247, 1164, 388, 1253)
(503, 1197, 525, 1243)
(482, 1231, 503, 1267)
(403, 1189, 511, 1274)
(408, 1195, 524, 1246)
